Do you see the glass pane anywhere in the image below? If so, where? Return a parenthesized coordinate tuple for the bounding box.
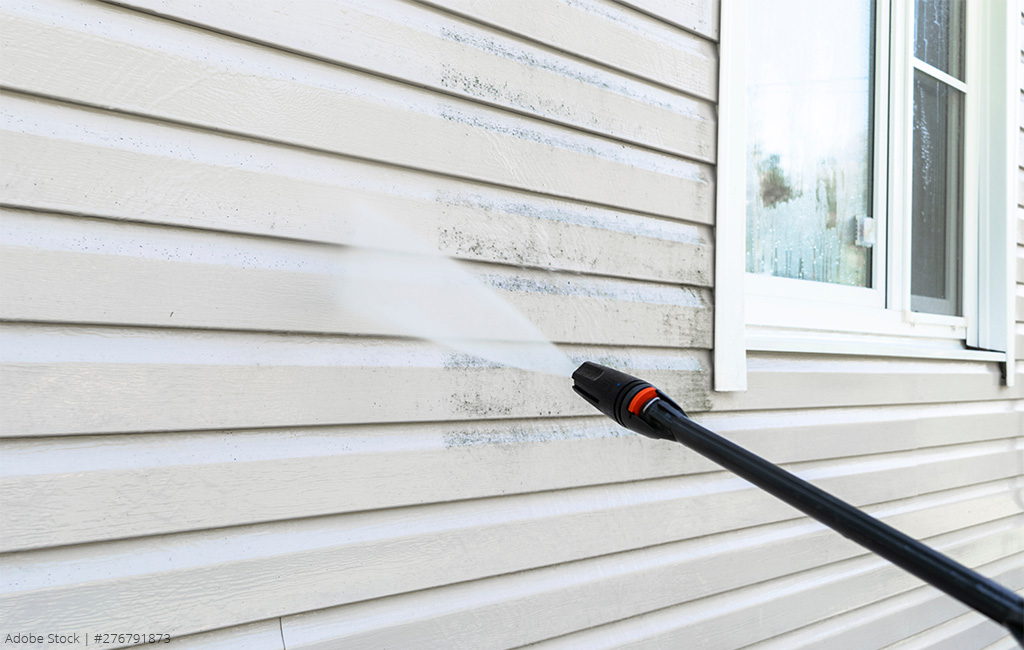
(914, 0, 965, 81)
(910, 70, 963, 316)
(745, 0, 874, 288)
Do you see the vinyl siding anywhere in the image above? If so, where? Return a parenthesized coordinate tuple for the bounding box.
(1, 2, 1022, 650)
(0, 0, 715, 647)
(1017, 2, 1024, 361)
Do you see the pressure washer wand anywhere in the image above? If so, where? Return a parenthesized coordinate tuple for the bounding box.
(571, 362, 1024, 644)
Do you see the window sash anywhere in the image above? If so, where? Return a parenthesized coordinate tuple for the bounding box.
(892, 0, 978, 322)
(743, 0, 879, 291)
(744, 0, 891, 314)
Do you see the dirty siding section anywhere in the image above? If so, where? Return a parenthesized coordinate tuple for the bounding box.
(0, 2, 1022, 650)
(0, 0, 721, 648)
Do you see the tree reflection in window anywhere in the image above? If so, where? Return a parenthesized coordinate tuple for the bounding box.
(745, 0, 875, 288)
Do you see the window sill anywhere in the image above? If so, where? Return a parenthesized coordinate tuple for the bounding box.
(746, 291, 968, 340)
(746, 324, 1006, 362)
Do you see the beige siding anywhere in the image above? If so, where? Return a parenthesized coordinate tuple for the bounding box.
(523, 2, 1024, 647)
(149, 622, 284, 650)
(0, 0, 716, 647)
(1, 1, 1021, 650)
(1018, 4, 1024, 361)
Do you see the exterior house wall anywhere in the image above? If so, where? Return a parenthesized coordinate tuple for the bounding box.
(0, 2, 1020, 649)
(1018, 2, 1024, 366)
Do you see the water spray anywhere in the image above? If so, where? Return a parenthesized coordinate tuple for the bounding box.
(572, 362, 1024, 644)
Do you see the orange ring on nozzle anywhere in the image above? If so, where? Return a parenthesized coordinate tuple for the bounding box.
(627, 386, 659, 415)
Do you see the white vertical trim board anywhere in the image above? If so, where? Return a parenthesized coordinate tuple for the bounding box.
(975, 0, 1018, 384)
(712, 0, 746, 391)
(963, 0, 982, 349)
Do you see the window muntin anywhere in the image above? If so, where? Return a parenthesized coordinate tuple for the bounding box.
(913, 0, 965, 81)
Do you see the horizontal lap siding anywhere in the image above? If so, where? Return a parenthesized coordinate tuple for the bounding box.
(525, 8, 1024, 645)
(145, 622, 284, 650)
(0, 0, 721, 648)
(2, 2, 1021, 650)
(285, 534, 1023, 649)
(3, 401, 1019, 552)
(0, 208, 710, 348)
(1, 1, 713, 221)
(1018, 7, 1024, 362)
(103, 0, 718, 141)
(0, 326, 710, 436)
(412, 0, 717, 93)
(522, 533, 1023, 650)
(5, 472, 1021, 642)
(614, 0, 719, 40)
(610, 354, 1022, 648)
(0, 97, 711, 285)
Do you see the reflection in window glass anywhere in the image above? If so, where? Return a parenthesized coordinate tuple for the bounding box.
(910, 71, 963, 315)
(914, 0, 965, 81)
(745, 0, 875, 288)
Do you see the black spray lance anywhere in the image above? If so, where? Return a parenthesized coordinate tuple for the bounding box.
(572, 362, 1024, 645)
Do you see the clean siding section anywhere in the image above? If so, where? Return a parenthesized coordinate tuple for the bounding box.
(150, 622, 285, 650)
(4, 400, 1019, 552)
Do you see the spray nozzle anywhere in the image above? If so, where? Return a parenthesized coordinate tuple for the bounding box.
(571, 362, 684, 440)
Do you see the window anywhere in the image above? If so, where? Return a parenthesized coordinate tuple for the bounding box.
(745, 1, 877, 291)
(714, 0, 1017, 390)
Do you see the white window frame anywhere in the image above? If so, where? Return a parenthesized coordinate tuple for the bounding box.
(714, 0, 1018, 391)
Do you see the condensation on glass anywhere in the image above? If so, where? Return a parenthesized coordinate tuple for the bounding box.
(745, 0, 875, 288)
(910, 0, 964, 316)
